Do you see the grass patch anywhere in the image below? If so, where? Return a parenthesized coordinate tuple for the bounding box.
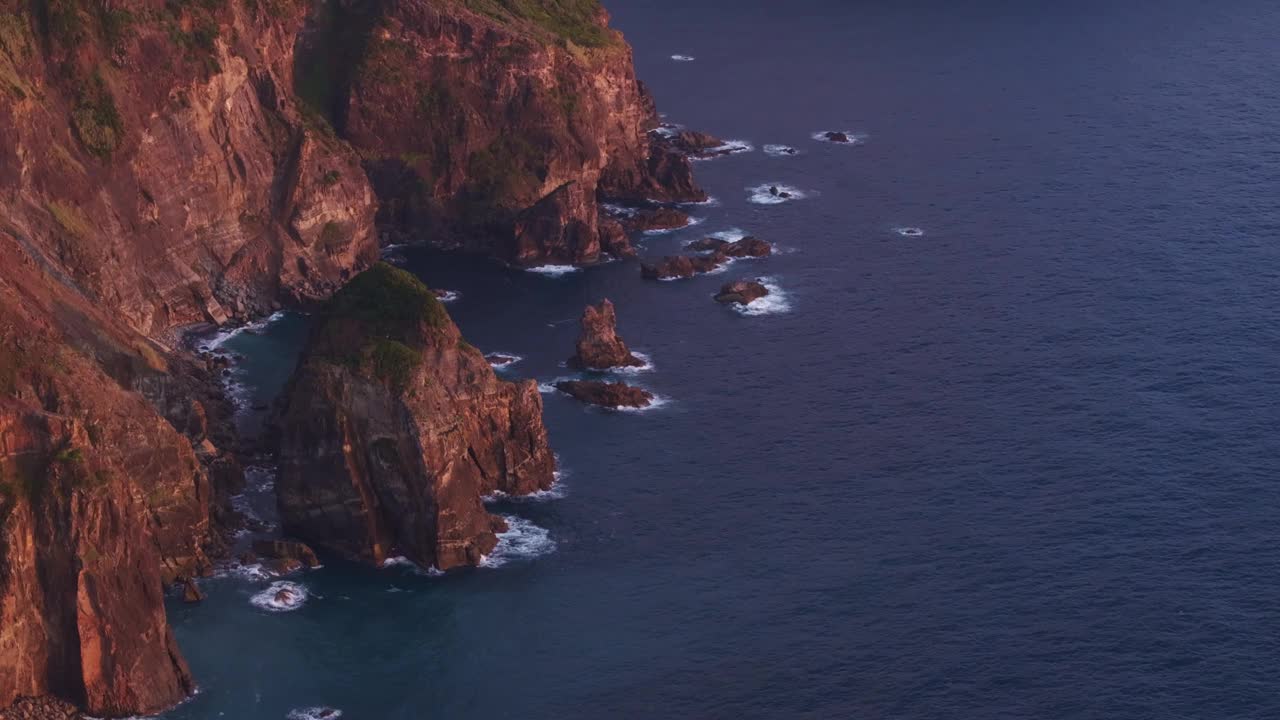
(314, 263, 453, 388)
(48, 200, 92, 239)
(70, 71, 123, 158)
(459, 0, 612, 48)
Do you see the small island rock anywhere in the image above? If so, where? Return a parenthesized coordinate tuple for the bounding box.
(554, 380, 654, 409)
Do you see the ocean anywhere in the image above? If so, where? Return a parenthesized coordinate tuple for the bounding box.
(166, 1, 1280, 717)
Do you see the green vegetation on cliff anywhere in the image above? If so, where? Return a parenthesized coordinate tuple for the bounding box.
(314, 262, 450, 388)
(460, 0, 612, 48)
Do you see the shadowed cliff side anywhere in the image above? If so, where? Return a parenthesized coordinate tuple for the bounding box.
(275, 263, 556, 570)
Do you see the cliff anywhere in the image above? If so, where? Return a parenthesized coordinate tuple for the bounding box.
(303, 0, 703, 266)
(0, 0, 697, 713)
(275, 263, 556, 570)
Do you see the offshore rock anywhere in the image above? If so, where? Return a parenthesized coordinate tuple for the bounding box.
(685, 236, 772, 257)
(276, 264, 556, 570)
(554, 380, 653, 409)
(640, 253, 729, 280)
(714, 280, 770, 306)
(569, 300, 645, 370)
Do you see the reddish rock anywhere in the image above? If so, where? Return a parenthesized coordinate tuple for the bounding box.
(252, 539, 322, 569)
(685, 236, 773, 257)
(665, 130, 725, 156)
(714, 280, 771, 305)
(0, 696, 82, 719)
(825, 131, 851, 143)
(640, 253, 729, 280)
(485, 354, 520, 367)
(181, 580, 206, 604)
(276, 264, 557, 571)
(569, 301, 645, 370)
(337, 1, 702, 263)
(620, 207, 691, 233)
(554, 381, 654, 409)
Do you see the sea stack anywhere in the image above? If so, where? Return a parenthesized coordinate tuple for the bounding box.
(569, 300, 647, 370)
(275, 263, 556, 571)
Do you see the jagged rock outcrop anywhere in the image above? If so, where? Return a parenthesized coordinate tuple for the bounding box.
(685, 236, 772, 257)
(640, 253, 728, 280)
(311, 0, 703, 264)
(275, 264, 556, 570)
(569, 300, 645, 370)
(714, 279, 770, 305)
(554, 380, 652, 409)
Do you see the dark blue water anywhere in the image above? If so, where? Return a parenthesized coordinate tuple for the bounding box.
(166, 1, 1280, 717)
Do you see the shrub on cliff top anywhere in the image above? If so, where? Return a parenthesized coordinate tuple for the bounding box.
(316, 263, 451, 388)
(326, 262, 449, 336)
(461, 0, 612, 48)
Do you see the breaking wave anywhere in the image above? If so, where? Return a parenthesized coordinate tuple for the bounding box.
(524, 264, 580, 277)
(747, 184, 807, 205)
(894, 226, 926, 237)
(764, 144, 801, 157)
(250, 581, 308, 612)
(670, 54, 695, 62)
(480, 516, 557, 568)
(287, 708, 343, 720)
(731, 277, 792, 317)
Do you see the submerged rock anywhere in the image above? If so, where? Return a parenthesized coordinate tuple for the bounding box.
(685, 236, 772, 257)
(714, 280, 771, 306)
(276, 264, 556, 571)
(640, 253, 729, 280)
(554, 380, 654, 409)
(485, 354, 520, 367)
(569, 300, 646, 370)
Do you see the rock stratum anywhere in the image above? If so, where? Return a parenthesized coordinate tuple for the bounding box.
(275, 264, 556, 570)
(0, 0, 701, 714)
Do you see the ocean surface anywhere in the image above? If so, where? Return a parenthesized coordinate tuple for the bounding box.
(166, 1, 1280, 717)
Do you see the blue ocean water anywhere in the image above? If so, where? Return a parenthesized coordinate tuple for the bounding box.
(166, 1, 1280, 717)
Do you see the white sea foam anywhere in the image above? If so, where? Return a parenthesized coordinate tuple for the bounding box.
(484, 470, 569, 503)
(486, 353, 523, 370)
(287, 707, 343, 720)
(435, 290, 460, 303)
(608, 350, 655, 374)
(601, 202, 639, 218)
(480, 516, 557, 568)
(524, 264, 580, 277)
(731, 277, 792, 317)
(649, 124, 683, 139)
(693, 140, 754, 160)
(670, 54, 695, 62)
(747, 183, 807, 205)
(811, 130, 865, 145)
(764, 144, 801, 157)
(537, 377, 574, 394)
(613, 393, 671, 413)
(894, 226, 926, 237)
(200, 311, 287, 352)
(250, 581, 308, 612)
(380, 556, 444, 576)
(212, 561, 273, 581)
(708, 228, 749, 243)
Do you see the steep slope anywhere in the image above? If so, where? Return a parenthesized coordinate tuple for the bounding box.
(300, 0, 703, 266)
(0, 0, 378, 337)
(276, 263, 556, 570)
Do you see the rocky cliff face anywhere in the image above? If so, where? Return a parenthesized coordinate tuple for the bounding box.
(0, 0, 696, 713)
(305, 0, 702, 266)
(0, 255, 208, 716)
(0, 0, 378, 337)
(275, 263, 556, 570)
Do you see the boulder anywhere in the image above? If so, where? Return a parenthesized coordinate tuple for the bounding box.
(252, 539, 322, 569)
(714, 280, 770, 305)
(640, 253, 729, 280)
(685, 236, 772, 258)
(554, 381, 654, 409)
(620, 207, 691, 233)
(181, 580, 205, 604)
(824, 131, 851, 143)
